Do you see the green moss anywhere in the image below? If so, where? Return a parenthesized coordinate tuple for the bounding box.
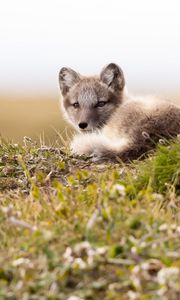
(123, 140, 180, 196)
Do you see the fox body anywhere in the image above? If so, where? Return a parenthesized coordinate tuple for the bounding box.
(59, 63, 180, 161)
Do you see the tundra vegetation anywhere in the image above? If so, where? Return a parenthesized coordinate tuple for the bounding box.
(0, 136, 179, 300)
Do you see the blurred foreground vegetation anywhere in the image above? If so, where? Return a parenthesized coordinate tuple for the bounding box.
(0, 137, 180, 299)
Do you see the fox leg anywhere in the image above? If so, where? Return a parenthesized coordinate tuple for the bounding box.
(70, 132, 130, 160)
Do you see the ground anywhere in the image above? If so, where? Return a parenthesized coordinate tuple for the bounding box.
(0, 137, 180, 300)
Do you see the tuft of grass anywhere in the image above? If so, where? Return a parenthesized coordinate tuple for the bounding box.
(122, 139, 180, 197)
(0, 137, 180, 299)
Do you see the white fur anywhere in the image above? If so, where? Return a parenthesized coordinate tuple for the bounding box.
(71, 132, 129, 156)
(126, 94, 167, 111)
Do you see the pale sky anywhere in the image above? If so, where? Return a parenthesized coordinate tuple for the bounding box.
(0, 0, 180, 97)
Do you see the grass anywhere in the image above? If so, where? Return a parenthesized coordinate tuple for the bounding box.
(0, 137, 180, 300)
(0, 98, 69, 145)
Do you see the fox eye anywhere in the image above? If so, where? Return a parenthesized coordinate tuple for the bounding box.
(96, 101, 106, 107)
(72, 102, 79, 109)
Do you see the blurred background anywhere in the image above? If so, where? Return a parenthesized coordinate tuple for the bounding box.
(0, 0, 180, 144)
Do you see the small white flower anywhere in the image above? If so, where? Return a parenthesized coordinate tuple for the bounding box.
(132, 265, 140, 274)
(176, 226, 180, 233)
(131, 246, 137, 254)
(140, 241, 147, 248)
(96, 246, 108, 255)
(87, 248, 96, 257)
(15, 280, 24, 290)
(113, 184, 126, 196)
(67, 296, 83, 300)
(157, 267, 180, 284)
(72, 258, 87, 270)
(12, 258, 32, 267)
(159, 223, 168, 231)
(63, 247, 72, 259)
(127, 290, 140, 300)
(74, 241, 91, 254)
(87, 255, 94, 266)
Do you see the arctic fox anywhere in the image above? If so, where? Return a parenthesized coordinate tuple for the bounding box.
(59, 63, 180, 161)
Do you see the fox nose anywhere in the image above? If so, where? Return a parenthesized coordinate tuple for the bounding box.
(78, 122, 88, 129)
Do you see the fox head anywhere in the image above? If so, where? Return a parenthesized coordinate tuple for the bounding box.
(59, 63, 125, 132)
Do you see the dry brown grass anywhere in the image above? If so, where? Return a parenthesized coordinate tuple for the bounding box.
(0, 96, 72, 145)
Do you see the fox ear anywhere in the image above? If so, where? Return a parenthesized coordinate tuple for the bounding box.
(100, 63, 125, 92)
(59, 67, 80, 96)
